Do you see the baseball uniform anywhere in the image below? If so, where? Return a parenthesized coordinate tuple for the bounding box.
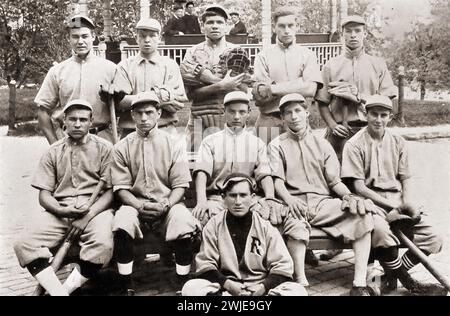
(253, 39, 322, 143)
(315, 47, 398, 159)
(268, 128, 374, 244)
(35, 52, 117, 142)
(341, 128, 442, 252)
(14, 134, 114, 267)
(182, 210, 306, 296)
(111, 127, 200, 241)
(113, 52, 187, 134)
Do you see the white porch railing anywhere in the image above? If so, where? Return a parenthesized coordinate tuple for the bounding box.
(94, 42, 342, 69)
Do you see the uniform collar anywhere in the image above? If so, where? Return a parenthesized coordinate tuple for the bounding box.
(136, 125, 159, 139)
(205, 37, 228, 49)
(138, 51, 161, 65)
(67, 133, 90, 146)
(344, 46, 365, 59)
(287, 125, 311, 141)
(72, 50, 93, 63)
(225, 124, 247, 136)
(276, 37, 296, 50)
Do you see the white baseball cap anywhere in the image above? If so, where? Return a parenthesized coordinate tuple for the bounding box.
(131, 91, 160, 109)
(62, 99, 93, 113)
(136, 18, 162, 32)
(279, 93, 306, 110)
(224, 91, 250, 106)
(364, 95, 393, 111)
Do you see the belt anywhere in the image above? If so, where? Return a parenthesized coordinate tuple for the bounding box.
(89, 124, 109, 134)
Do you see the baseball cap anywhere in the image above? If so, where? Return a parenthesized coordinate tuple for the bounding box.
(279, 93, 306, 110)
(136, 18, 162, 32)
(62, 99, 93, 113)
(65, 15, 96, 29)
(224, 91, 250, 106)
(221, 173, 256, 193)
(131, 91, 160, 109)
(364, 95, 393, 111)
(341, 15, 366, 28)
(204, 4, 229, 20)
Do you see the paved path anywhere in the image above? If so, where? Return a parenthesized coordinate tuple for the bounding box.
(1, 133, 450, 296)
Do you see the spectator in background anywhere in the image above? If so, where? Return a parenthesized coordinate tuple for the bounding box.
(163, 5, 186, 37)
(183, 1, 201, 34)
(229, 12, 247, 35)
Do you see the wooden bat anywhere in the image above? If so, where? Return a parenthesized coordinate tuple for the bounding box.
(107, 85, 119, 145)
(33, 180, 106, 296)
(395, 230, 450, 293)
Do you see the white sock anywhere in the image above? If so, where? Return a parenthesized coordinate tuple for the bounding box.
(117, 262, 133, 275)
(176, 264, 191, 276)
(353, 278, 367, 288)
(63, 267, 89, 294)
(34, 267, 69, 296)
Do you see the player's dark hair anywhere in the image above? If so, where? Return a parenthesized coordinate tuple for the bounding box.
(230, 12, 239, 17)
(272, 7, 298, 24)
(174, 5, 183, 11)
(186, 1, 194, 8)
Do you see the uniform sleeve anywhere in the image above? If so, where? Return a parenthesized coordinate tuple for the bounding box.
(31, 150, 56, 192)
(397, 139, 412, 180)
(315, 61, 332, 104)
(341, 142, 365, 180)
(264, 223, 294, 279)
(254, 140, 272, 183)
(301, 49, 323, 86)
(323, 141, 342, 187)
(113, 61, 133, 95)
(159, 59, 188, 102)
(34, 66, 59, 111)
(268, 141, 286, 181)
(193, 139, 214, 178)
(99, 144, 113, 189)
(195, 220, 221, 275)
(111, 145, 133, 192)
(378, 59, 398, 98)
(253, 51, 271, 83)
(169, 138, 192, 189)
(180, 46, 202, 87)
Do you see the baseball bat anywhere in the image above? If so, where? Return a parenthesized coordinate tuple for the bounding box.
(108, 89, 119, 145)
(395, 230, 450, 292)
(33, 180, 105, 296)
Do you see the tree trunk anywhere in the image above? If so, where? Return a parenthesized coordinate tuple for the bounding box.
(420, 80, 426, 100)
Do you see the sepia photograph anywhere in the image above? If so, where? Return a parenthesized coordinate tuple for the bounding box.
(0, 0, 449, 298)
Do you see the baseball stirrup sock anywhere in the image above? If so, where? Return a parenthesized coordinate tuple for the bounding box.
(173, 238, 194, 266)
(117, 262, 134, 276)
(114, 229, 134, 264)
(34, 267, 69, 296)
(27, 258, 51, 277)
(401, 251, 420, 271)
(63, 266, 89, 294)
(79, 260, 103, 279)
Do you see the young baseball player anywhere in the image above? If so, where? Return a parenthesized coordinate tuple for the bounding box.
(252, 7, 322, 144)
(14, 100, 115, 296)
(35, 15, 117, 144)
(112, 18, 188, 138)
(269, 93, 376, 296)
(111, 91, 201, 296)
(180, 4, 245, 151)
(316, 15, 397, 162)
(182, 173, 307, 296)
(341, 95, 446, 295)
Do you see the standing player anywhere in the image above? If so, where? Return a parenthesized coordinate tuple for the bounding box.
(35, 15, 117, 144)
(269, 93, 375, 295)
(252, 8, 322, 143)
(341, 95, 446, 295)
(111, 92, 201, 296)
(315, 15, 397, 161)
(182, 173, 307, 296)
(14, 100, 114, 296)
(180, 4, 245, 150)
(113, 18, 187, 137)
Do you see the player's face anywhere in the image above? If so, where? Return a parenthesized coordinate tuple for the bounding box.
(282, 103, 309, 134)
(225, 102, 250, 129)
(275, 15, 298, 45)
(137, 29, 160, 55)
(69, 27, 94, 58)
(343, 24, 367, 50)
(131, 104, 162, 133)
(231, 15, 239, 24)
(64, 108, 93, 140)
(186, 5, 194, 15)
(175, 9, 184, 19)
(224, 181, 255, 217)
(366, 106, 393, 135)
(204, 15, 227, 41)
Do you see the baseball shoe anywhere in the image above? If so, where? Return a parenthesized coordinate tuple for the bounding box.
(349, 286, 372, 296)
(305, 249, 319, 267)
(319, 249, 343, 261)
(395, 268, 448, 296)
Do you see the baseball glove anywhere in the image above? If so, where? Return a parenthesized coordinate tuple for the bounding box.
(250, 198, 289, 226)
(252, 82, 274, 103)
(219, 47, 251, 78)
(328, 81, 361, 104)
(341, 194, 381, 216)
(386, 203, 422, 239)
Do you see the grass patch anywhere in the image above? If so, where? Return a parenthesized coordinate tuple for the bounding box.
(2, 87, 449, 136)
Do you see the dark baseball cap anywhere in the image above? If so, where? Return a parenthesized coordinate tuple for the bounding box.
(341, 15, 366, 28)
(221, 173, 256, 193)
(65, 14, 96, 29)
(204, 4, 229, 20)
